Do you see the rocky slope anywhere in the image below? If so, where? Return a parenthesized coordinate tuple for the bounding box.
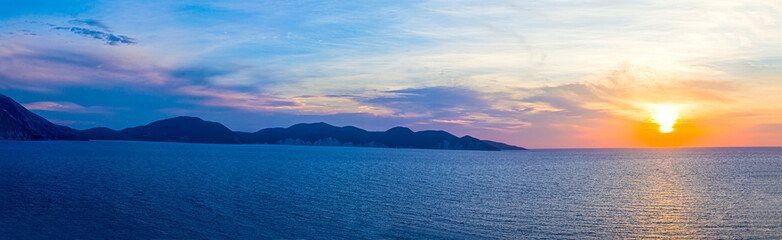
(0, 94, 83, 140)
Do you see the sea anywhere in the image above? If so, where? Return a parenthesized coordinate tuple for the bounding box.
(1, 140, 781, 239)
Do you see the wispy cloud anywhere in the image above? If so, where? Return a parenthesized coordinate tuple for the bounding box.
(366, 87, 489, 117)
(53, 26, 135, 45)
(176, 85, 301, 111)
(23, 101, 112, 114)
(69, 19, 111, 31)
(0, 41, 169, 90)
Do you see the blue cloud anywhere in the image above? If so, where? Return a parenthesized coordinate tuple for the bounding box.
(366, 87, 489, 117)
(68, 19, 110, 31)
(53, 26, 135, 45)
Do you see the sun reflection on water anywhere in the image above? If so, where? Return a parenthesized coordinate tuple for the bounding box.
(624, 156, 699, 239)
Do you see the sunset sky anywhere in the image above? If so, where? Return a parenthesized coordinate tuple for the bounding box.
(1, 0, 780, 148)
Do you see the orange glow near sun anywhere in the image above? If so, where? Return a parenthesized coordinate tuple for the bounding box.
(631, 104, 702, 147)
(650, 105, 680, 133)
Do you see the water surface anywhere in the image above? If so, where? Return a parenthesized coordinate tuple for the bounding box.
(1, 141, 780, 239)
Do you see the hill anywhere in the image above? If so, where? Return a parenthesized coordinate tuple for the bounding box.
(237, 123, 505, 151)
(0, 94, 84, 140)
(83, 117, 240, 144)
(1, 94, 525, 151)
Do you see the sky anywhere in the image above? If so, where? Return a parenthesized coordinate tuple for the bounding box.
(0, 0, 780, 148)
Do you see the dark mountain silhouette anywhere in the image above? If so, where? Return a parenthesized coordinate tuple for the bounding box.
(1, 94, 525, 150)
(0, 94, 84, 140)
(84, 117, 240, 144)
(237, 123, 507, 150)
(482, 140, 527, 150)
(237, 122, 372, 145)
(80, 127, 119, 140)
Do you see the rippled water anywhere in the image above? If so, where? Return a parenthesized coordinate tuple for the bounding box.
(1, 141, 781, 239)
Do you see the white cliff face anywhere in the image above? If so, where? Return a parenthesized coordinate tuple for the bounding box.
(356, 141, 388, 148)
(439, 140, 451, 149)
(314, 137, 342, 146)
(273, 137, 390, 148)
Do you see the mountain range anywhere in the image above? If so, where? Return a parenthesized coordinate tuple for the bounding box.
(0, 94, 525, 151)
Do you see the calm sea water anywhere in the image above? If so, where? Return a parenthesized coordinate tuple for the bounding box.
(1, 141, 781, 239)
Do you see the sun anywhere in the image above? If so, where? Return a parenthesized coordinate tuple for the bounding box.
(634, 103, 700, 147)
(650, 105, 680, 133)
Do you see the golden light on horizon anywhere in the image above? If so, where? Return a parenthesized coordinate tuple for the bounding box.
(650, 105, 680, 133)
(632, 103, 702, 147)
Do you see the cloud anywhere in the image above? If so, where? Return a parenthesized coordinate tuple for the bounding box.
(69, 19, 111, 31)
(23, 101, 111, 114)
(535, 65, 741, 121)
(365, 86, 489, 117)
(347, 63, 759, 147)
(0, 40, 172, 90)
(53, 27, 135, 45)
(176, 85, 302, 111)
(362, 86, 533, 133)
(24, 101, 86, 112)
(175, 85, 397, 116)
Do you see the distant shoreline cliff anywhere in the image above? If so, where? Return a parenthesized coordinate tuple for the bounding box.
(1, 94, 525, 151)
